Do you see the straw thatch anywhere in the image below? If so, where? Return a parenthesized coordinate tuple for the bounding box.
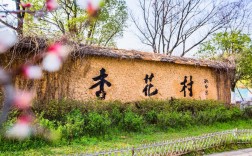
(10, 37, 235, 70)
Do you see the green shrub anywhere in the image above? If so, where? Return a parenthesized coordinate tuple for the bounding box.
(120, 110, 144, 132)
(195, 106, 242, 125)
(157, 111, 193, 129)
(84, 111, 111, 136)
(110, 107, 123, 126)
(35, 98, 226, 121)
(135, 99, 169, 113)
(243, 106, 252, 118)
(60, 109, 85, 140)
(0, 137, 50, 152)
(170, 99, 224, 113)
(214, 106, 233, 122)
(230, 106, 243, 119)
(144, 110, 158, 124)
(38, 114, 57, 130)
(196, 110, 216, 125)
(31, 98, 244, 137)
(38, 100, 74, 121)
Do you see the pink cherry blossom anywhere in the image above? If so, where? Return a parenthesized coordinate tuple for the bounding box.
(42, 43, 70, 72)
(14, 90, 34, 110)
(22, 65, 42, 79)
(0, 27, 17, 53)
(17, 115, 33, 124)
(46, 0, 59, 12)
(6, 115, 33, 140)
(47, 43, 69, 60)
(76, 0, 102, 16)
(87, 2, 97, 16)
(21, 2, 32, 8)
(42, 53, 62, 72)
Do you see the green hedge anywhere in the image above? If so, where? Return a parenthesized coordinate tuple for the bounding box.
(3, 99, 251, 140)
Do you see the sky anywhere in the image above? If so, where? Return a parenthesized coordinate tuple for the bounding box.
(116, 0, 153, 52)
(2, 0, 241, 57)
(1, 0, 153, 52)
(0, 0, 238, 57)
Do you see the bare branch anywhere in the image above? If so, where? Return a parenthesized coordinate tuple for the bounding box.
(132, 0, 251, 56)
(0, 18, 17, 30)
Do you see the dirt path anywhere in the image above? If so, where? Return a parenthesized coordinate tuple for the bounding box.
(207, 148, 252, 156)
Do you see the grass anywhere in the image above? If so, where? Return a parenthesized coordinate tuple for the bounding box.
(0, 119, 252, 155)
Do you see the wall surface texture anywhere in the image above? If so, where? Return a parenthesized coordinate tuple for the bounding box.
(4, 55, 230, 104)
(55, 56, 230, 103)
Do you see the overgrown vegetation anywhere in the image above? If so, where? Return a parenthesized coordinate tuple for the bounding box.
(197, 31, 252, 89)
(32, 99, 252, 136)
(1, 99, 252, 154)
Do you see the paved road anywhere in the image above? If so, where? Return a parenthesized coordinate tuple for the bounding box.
(207, 148, 252, 156)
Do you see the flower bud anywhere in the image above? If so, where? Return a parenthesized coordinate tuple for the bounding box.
(76, 0, 103, 17)
(46, 0, 59, 12)
(42, 53, 62, 72)
(14, 90, 34, 110)
(22, 65, 42, 79)
(6, 115, 33, 140)
(21, 2, 32, 8)
(0, 27, 17, 53)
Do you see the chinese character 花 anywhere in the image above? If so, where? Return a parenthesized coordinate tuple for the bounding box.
(143, 73, 158, 96)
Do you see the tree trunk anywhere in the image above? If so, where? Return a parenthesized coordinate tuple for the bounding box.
(16, 0, 24, 35)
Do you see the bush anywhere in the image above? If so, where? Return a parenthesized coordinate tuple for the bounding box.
(134, 99, 169, 113)
(157, 111, 193, 129)
(170, 99, 223, 114)
(195, 106, 242, 125)
(34, 99, 226, 121)
(144, 110, 158, 124)
(196, 110, 216, 125)
(60, 109, 85, 140)
(243, 106, 252, 118)
(37, 100, 75, 121)
(120, 110, 144, 132)
(110, 107, 123, 126)
(38, 113, 57, 130)
(29, 98, 244, 138)
(84, 111, 111, 136)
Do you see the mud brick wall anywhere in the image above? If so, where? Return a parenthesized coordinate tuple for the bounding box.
(1, 47, 233, 104)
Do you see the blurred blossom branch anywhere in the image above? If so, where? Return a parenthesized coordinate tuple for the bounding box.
(0, 0, 104, 140)
(0, 10, 36, 14)
(0, 69, 14, 129)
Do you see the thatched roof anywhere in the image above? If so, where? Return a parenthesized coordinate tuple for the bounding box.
(74, 46, 235, 70)
(11, 37, 235, 70)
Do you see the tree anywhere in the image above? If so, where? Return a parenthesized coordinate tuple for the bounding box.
(131, 0, 252, 56)
(0, 0, 127, 47)
(0, 0, 25, 35)
(87, 0, 128, 47)
(196, 31, 252, 90)
(22, 0, 127, 47)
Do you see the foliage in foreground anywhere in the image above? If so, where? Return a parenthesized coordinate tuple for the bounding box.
(0, 120, 252, 154)
(15, 99, 252, 137)
(0, 99, 251, 154)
